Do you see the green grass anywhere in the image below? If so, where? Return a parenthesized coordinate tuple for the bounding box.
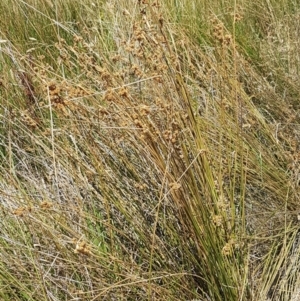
(0, 0, 300, 300)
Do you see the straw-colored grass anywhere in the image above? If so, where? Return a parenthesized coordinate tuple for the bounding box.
(0, 0, 300, 300)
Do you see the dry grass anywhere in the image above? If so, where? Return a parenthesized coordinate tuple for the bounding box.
(0, 0, 300, 300)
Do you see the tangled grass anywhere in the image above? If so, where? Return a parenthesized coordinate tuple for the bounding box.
(0, 0, 300, 300)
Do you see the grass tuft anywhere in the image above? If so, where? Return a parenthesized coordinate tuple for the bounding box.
(0, 0, 300, 300)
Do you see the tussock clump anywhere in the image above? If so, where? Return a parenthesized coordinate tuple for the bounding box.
(0, 0, 300, 300)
